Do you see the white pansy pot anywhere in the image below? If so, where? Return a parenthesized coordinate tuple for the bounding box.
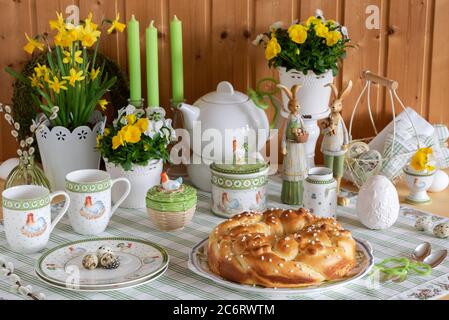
(36, 119, 105, 191)
(105, 159, 163, 209)
(278, 67, 333, 167)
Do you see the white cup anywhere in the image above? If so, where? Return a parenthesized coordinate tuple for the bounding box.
(65, 169, 131, 235)
(2, 185, 70, 253)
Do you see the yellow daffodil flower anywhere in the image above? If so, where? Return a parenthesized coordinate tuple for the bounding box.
(48, 76, 68, 94)
(288, 24, 308, 44)
(410, 147, 435, 172)
(49, 12, 65, 31)
(98, 99, 109, 111)
(34, 63, 49, 78)
(325, 30, 342, 46)
(103, 128, 111, 136)
(265, 35, 281, 60)
(314, 23, 329, 38)
(29, 73, 43, 89)
(96, 134, 102, 148)
(126, 114, 137, 125)
(63, 50, 83, 64)
(305, 16, 322, 28)
(122, 125, 141, 144)
(54, 29, 75, 47)
(90, 67, 101, 80)
(107, 13, 126, 34)
(80, 13, 101, 47)
(112, 132, 125, 150)
(63, 68, 86, 86)
(24, 33, 44, 55)
(136, 118, 149, 133)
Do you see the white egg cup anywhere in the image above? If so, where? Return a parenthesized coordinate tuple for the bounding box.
(403, 168, 435, 205)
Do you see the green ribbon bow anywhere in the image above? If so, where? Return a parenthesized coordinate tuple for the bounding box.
(370, 257, 432, 281)
(247, 78, 282, 129)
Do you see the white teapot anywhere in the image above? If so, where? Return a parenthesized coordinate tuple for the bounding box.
(178, 81, 270, 161)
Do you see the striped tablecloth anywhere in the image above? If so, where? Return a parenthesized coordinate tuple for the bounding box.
(1, 176, 449, 300)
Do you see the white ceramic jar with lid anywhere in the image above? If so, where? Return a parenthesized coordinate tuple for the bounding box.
(303, 167, 337, 218)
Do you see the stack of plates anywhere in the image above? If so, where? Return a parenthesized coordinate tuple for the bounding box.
(35, 237, 169, 292)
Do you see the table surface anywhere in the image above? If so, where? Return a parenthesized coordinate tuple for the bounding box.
(1, 172, 449, 300)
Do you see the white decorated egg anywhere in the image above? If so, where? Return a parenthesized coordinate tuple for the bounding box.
(356, 175, 400, 230)
(428, 170, 449, 193)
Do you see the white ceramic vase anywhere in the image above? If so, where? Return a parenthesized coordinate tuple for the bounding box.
(278, 67, 333, 167)
(36, 120, 105, 191)
(105, 159, 163, 209)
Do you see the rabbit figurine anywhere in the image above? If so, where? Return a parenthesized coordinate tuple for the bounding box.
(321, 80, 352, 205)
(277, 84, 309, 205)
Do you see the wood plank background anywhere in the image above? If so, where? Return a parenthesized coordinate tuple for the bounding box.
(1, 0, 448, 161)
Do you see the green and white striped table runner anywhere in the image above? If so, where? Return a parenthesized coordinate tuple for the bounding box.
(1, 176, 449, 300)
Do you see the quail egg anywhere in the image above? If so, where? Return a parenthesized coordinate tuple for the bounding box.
(433, 223, 449, 238)
(100, 253, 120, 269)
(82, 254, 99, 270)
(96, 245, 114, 259)
(415, 216, 433, 232)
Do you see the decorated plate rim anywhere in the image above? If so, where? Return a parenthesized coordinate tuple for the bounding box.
(35, 264, 168, 292)
(36, 237, 169, 287)
(188, 237, 374, 295)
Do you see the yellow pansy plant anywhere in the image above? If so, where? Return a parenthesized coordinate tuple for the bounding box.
(254, 12, 349, 77)
(288, 24, 307, 44)
(265, 35, 281, 60)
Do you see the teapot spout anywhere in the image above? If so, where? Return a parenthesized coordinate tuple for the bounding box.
(178, 103, 200, 130)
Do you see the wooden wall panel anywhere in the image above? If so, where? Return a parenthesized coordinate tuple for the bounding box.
(1, 0, 448, 161)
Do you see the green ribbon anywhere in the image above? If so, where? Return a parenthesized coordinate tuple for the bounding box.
(248, 78, 282, 129)
(370, 257, 432, 281)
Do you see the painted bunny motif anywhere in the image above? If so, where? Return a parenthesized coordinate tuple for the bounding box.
(277, 84, 309, 205)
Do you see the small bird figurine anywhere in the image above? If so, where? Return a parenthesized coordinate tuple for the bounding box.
(161, 172, 183, 191)
(221, 192, 240, 210)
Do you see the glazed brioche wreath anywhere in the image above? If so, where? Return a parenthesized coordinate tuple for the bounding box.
(208, 208, 356, 288)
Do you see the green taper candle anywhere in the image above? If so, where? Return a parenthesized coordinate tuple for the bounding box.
(170, 15, 184, 104)
(146, 21, 159, 107)
(127, 14, 142, 103)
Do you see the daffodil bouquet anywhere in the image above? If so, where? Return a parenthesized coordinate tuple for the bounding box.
(97, 105, 177, 171)
(253, 12, 350, 76)
(5, 12, 126, 130)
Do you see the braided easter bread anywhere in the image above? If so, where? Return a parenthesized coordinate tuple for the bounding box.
(207, 208, 356, 288)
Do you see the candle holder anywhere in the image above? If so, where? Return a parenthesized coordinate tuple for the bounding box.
(128, 98, 145, 108)
(167, 99, 188, 178)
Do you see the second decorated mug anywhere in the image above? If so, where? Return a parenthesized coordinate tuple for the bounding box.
(65, 169, 131, 235)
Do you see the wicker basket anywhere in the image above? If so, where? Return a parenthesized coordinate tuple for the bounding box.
(147, 206, 196, 231)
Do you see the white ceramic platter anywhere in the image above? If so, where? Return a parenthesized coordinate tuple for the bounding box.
(36, 237, 169, 291)
(188, 238, 374, 295)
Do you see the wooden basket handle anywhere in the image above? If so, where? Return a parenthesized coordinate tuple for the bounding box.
(362, 70, 399, 90)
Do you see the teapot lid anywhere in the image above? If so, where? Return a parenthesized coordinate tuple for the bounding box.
(201, 81, 249, 104)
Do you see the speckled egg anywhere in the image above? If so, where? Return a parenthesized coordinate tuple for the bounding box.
(433, 223, 449, 238)
(100, 253, 120, 269)
(96, 245, 114, 259)
(82, 254, 99, 270)
(415, 216, 433, 232)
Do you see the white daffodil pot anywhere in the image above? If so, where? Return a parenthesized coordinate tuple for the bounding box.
(278, 67, 333, 167)
(36, 119, 105, 191)
(105, 159, 163, 209)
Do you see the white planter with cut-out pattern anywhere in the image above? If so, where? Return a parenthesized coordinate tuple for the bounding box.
(36, 115, 105, 191)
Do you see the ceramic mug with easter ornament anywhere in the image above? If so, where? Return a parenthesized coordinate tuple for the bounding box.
(65, 169, 131, 235)
(2, 185, 70, 253)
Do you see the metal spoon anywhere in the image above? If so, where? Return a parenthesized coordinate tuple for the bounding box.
(411, 242, 431, 261)
(423, 249, 447, 268)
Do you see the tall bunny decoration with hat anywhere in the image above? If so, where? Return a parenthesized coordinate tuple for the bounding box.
(321, 80, 352, 206)
(277, 84, 309, 205)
